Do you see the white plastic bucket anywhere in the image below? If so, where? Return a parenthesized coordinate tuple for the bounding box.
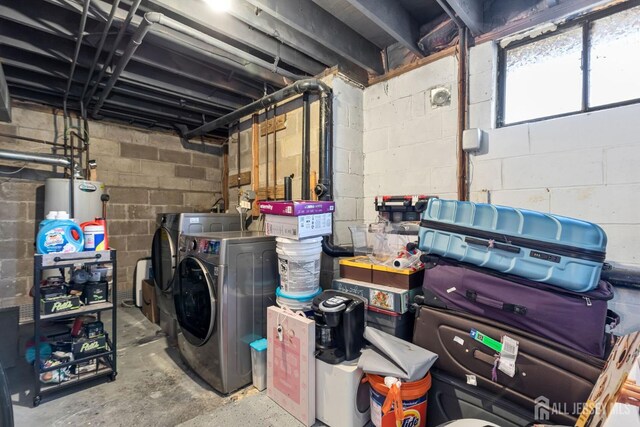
(276, 237, 322, 295)
(276, 287, 321, 312)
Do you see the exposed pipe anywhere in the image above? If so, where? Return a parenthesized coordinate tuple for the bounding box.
(301, 92, 311, 200)
(0, 149, 83, 178)
(317, 93, 333, 201)
(85, 0, 143, 108)
(64, 0, 90, 112)
(435, 0, 469, 201)
(92, 12, 304, 118)
(0, 132, 85, 151)
(80, 0, 122, 102)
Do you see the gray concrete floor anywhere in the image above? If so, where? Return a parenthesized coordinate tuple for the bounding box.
(9, 307, 310, 427)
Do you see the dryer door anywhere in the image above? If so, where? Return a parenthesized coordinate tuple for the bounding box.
(174, 256, 216, 347)
(151, 227, 175, 292)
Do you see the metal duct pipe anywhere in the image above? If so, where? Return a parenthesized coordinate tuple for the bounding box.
(85, 0, 142, 107)
(64, 0, 91, 111)
(92, 12, 304, 118)
(0, 149, 83, 178)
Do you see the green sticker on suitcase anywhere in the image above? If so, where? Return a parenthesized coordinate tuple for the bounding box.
(470, 329, 503, 353)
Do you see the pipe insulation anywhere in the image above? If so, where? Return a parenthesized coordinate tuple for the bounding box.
(0, 149, 83, 178)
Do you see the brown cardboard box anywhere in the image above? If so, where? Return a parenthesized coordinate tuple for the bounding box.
(141, 279, 159, 324)
(339, 257, 424, 290)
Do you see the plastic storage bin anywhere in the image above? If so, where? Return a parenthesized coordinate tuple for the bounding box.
(250, 338, 267, 391)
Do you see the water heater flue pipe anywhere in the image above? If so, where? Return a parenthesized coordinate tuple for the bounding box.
(0, 149, 83, 178)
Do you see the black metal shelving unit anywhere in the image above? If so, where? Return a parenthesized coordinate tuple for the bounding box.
(32, 250, 117, 407)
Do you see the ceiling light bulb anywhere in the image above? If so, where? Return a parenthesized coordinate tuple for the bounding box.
(205, 0, 231, 12)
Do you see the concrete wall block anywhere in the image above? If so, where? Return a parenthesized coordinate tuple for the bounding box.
(120, 142, 158, 161)
(100, 156, 141, 174)
(394, 56, 456, 99)
(192, 153, 221, 168)
(0, 221, 35, 240)
(334, 197, 357, 221)
(333, 220, 361, 246)
(175, 165, 206, 180)
(334, 77, 364, 107)
(349, 150, 364, 176)
(126, 234, 153, 252)
(469, 101, 494, 130)
(363, 196, 377, 223)
(335, 148, 350, 173)
(469, 159, 502, 192)
(489, 188, 551, 212)
(529, 103, 640, 154)
(89, 138, 119, 156)
(469, 69, 494, 104)
(159, 149, 191, 165)
(441, 108, 458, 138)
(191, 179, 218, 192)
(10, 107, 59, 131)
(356, 198, 365, 221)
(0, 181, 39, 201)
(349, 105, 363, 130)
(155, 177, 191, 190)
(364, 103, 395, 131)
(0, 258, 33, 279)
(17, 127, 56, 143)
(502, 149, 603, 190)
(363, 128, 389, 153)
(109, 220, 149, 236)
(600, 225, 640, 265)
(108, 187, 149, 205)
(363, 173, 381, 198)
(478, 124, 530, 160)
(118, 174, 159, 189)
(550, 184, 640, 224)
(184, 192, 216, 208)
(606, 145, 640, 185)
(412, 92, 426, 118)
(364, 80, 394, 109)
(469, 42, 497, 76)
(140, 160, 175, 177)
(431, 166, 458, 194)
(0, 202, 27, 219)
(127, 204, 156, 220)
(334, 124, 363, 152)
(364, 150, 388, 175)
(206, 168, 223, 182)
(108, 204, 127, 220)
(149, 190, 182, 206)
(333, 173, 363, 199)
(281, 133, 303, 157)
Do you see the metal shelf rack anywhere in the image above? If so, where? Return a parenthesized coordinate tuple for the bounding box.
(32, 250, 117, 407)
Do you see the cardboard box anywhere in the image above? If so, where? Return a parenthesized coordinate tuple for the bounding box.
(259, 200, 335, 216)
(265, 213, 332, 240)
(332, 278, 422, 314)
(339, 257, 424, 290)
(141, 279, 159, 324)
(40, 295, 81, 315)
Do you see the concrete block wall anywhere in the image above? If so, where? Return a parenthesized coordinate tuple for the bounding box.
(362, 55, 459, 223)
(0, 103, 223, 308)
(467, 40, 640, 331)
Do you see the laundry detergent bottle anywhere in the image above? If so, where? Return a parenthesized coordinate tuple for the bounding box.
(36, 218, 84, 254)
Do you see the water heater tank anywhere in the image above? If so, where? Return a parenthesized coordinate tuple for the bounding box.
(44, 178, 105, 224)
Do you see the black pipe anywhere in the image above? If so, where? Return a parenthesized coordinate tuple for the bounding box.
(284, 175, 293, 201)
(601, 263, 640, 289)
(321, 236, 354, 258)
(81, 0, 121, 102)
(183, 79, 331, 138)
(85, 0, 142, 107)
(301, 92, 311, 200)
(316, 94, 333, 201)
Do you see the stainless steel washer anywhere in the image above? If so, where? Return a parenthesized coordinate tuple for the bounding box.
(174, 231, 277, 394)
(151, 213, 240, 341)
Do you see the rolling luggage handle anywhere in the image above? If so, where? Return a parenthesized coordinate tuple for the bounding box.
(465, 290, 528, 316)
(465, 237, 521, 254)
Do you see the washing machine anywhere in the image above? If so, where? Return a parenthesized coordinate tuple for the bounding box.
(174, 231, 277, 394)
(151, 213, 241, 341)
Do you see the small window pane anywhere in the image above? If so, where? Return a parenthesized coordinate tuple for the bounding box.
(589, 5, 640, 107)
(503, 27, 583, 124)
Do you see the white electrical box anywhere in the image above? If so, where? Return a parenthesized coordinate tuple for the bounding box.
(463, 128, 485, 153)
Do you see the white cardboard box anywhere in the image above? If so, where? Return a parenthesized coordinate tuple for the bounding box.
(265, 213, 332, 240)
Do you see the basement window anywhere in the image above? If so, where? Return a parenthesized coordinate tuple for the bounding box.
(498, 3, 640, 126)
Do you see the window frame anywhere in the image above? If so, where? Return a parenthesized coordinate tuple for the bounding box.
(496, 0, 640, 128)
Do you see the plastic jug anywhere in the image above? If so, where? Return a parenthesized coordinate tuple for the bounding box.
(36, 219, 84, 254)
(80, 218, 108, 251)
(39, 211, 61, 230)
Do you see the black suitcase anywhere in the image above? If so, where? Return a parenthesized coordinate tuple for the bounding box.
(413, 305, 605, 425)
(427, 370, 533, 427)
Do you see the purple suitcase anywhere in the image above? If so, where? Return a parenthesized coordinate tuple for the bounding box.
(421, 256, 619, 358)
